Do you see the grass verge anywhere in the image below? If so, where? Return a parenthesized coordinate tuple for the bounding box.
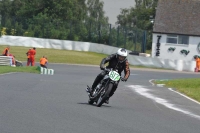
(154, 78, 200, 102)
(0, 45, 168, 69)
(0, 66, 40, 74)
(0, 45, 107, 65)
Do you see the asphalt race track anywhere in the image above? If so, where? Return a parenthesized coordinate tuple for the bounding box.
(0, 64, 200, 133)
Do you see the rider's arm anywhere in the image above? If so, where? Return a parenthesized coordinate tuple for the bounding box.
(100, 54, 115, 69)
(123, 60, 130, 80)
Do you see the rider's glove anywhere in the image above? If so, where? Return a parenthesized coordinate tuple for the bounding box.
(121, 78, 127, 82)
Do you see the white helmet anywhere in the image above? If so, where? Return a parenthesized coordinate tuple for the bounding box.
(117, 48, 128, 62)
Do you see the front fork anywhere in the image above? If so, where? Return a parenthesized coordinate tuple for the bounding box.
(100, 80, 117, 97)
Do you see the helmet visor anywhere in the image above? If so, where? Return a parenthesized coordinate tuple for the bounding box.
(118, 55, 126, 61)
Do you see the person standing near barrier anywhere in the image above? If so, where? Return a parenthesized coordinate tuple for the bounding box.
(196, 56, 200, 72)
(40, 56, 48, 68)
(26, 48, 31, 66)
(2, 46, 10, 56)
(29, 47, 36, 66)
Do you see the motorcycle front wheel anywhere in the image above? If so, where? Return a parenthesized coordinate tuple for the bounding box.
(96, 83, 113, 107)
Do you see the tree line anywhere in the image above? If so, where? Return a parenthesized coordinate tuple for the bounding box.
(116, 0, 158, 50)
(0, 0, 158, 51)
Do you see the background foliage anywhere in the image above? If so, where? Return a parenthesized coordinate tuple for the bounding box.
(0, 0, 158, 52)
(116, 0, 158, 50)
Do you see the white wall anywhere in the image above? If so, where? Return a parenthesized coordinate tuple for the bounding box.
(0, 35, 122, 55)
(152, 33, 200, 61)
(0, 35, 196, 72)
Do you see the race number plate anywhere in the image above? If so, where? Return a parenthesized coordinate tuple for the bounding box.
(109, 71, 120, 81)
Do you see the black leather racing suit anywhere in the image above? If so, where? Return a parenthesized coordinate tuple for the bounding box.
(91, 54, 130, 97)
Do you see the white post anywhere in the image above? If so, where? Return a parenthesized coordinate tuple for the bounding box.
(40, 67, 54, 75)
(40, 67, 43, 74)
(48, 69, 54, 75)
(44, 68, 47, 74)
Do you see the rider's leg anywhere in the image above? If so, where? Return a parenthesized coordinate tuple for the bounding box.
(91, 70, 106, 92)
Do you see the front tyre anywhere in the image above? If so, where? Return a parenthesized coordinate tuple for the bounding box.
(96, 83, 113, 107)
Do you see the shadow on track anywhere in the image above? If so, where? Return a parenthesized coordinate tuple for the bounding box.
(77, 102, 111, 108)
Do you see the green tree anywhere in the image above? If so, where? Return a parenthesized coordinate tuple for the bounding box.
(0, 0, 110, 45)
(86, 0, 109, 43)
(86, 0, 108, 24)
(0, 0, 13, 34)
(116, 0, 158, 50)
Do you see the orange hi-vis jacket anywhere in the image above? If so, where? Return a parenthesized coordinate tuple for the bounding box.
(40, 57, 48, 65)
(26, 49, 31, 58)
(196, 58, 200, 68)
(29, 49, 36, 58)
(2, 48, 9, 56)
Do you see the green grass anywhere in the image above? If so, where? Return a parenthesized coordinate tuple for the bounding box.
(0, 66, 40, 74)
(0, 45, 156, 68)
(0, 45, 108, 65)
(154, 78, 200, 102)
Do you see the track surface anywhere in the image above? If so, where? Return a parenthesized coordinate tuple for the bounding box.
(0, 64, 200, 133)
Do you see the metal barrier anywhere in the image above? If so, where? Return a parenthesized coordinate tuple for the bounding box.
(0, 56, 12, 66)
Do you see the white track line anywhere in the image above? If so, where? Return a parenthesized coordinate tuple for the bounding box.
(149, 79, 155, 86)
(168, 88, 200, 105)
(127, 85, 200, 120)
(149, 79, 200, 105)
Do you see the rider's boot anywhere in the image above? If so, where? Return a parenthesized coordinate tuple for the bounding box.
(86, 86, 94, 96)
(105, 98, 109, 104)
(86, 85, 91, 93)
(90, 87, 94, 97)
(86, 86, 93, 96)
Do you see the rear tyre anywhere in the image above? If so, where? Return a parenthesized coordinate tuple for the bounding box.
(96, 83, 113, 107)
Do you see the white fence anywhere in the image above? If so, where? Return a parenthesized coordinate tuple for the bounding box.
(0, 56, 12, 66)
(128, 56, 196, 72)
(0, 35, 197, 72)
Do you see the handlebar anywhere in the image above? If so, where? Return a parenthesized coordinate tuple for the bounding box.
(104, 67, 112, 72)
(104, 68, 118, 73)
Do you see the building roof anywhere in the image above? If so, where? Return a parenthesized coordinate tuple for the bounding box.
(153, 0, 200, 36)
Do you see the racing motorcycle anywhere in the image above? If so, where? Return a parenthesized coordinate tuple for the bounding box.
(86, 68, 121, 107)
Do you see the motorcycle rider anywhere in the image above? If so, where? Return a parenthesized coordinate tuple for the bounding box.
(87, 48, 130, 104)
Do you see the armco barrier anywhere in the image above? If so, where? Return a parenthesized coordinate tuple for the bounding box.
(0, 56, 12, 66)
(40, 67, 54, 75)
(127, 55, 196, 72)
